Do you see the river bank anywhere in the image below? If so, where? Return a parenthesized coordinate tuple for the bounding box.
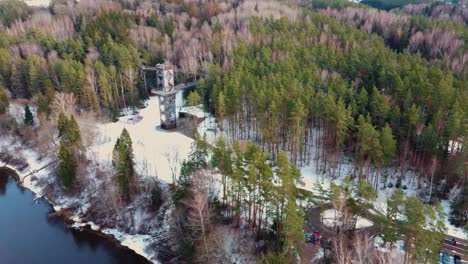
(0, 135, 170, 264)
(0, 166, 150, 263)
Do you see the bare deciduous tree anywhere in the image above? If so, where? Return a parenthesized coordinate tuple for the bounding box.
(332, 233, 353, 264)
(184, 190, 212, 257)
(352, 232, 373, 264)
(164, 147, 180, 183)
(51, 92, 77, 117)
(331, 192, 354, 232)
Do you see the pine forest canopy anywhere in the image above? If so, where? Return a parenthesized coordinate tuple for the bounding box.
(204, 14, 466, 186)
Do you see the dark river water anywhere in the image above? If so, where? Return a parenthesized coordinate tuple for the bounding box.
(0, 169, 149, 264)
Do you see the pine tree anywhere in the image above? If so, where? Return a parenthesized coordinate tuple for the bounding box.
(58, 139, 76, 189)
(187, 91, 201, 107)
(57, 112, 68, 137)
(37, 94, 49, 117)
(191, 133, 209, 168)
(356, 179, 377, 208)
(387, 188, 404, 220)
(187, 91, 202, 131)
(370, 86, 389, 127)
(357, 88, 368, 115)
(65, 115, 82, 146)
(113, 128, 134, 200)
(26, 57, 41, 96)
(211, 137, 232, 205)
(216, 90, 226, 132)
(289, 100, 305, 165)
(381, 188, 404, 243)
(401, 196, 446, 263)
(283, 198, 304, 257)
(446, 101, 463, 153)
(380, 123, 396, 167)
(0, 85, 10, 114)
(96, 61, 113, 109)
(24, 105, 34, 126)
(356, 115, 382, 182)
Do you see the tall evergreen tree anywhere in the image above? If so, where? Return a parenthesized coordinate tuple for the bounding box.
(57, 112, 68, 137)
(0, 85, 10, 114)
(380, 123, 396, 167)
(370, 86, 389, 127)
(187, 91, 201, 107)
(24, 105, 34, 126)
(283, 198, 304, 257)
(113, 128, 134, 200)
(216, 91, 226, 132)
(65, 115, 82, 146)
(58, 139, 76, 189)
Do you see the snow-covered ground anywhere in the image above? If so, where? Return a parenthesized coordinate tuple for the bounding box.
(23, 0, 50, 7)
(321, 208, 373, 229)
(179, 104, 208, 119)
(90, 96, 194, 183)
(303, 159, 466, 239)
(8, 103, 40, 128)
(197, 115, 219, 144)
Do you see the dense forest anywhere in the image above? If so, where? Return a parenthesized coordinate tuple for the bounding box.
(0, 0, 466, 263)
(360, 0, 437, 10)
(204, 13, 466, 189)
(397, 0, 468, 23)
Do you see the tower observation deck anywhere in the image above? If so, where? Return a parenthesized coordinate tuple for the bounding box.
(140, 64, 198, 130)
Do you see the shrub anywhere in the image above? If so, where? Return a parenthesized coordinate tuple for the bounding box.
(150, 185, 163, 211)
(180, 238, 195, 259)
(396, 177, 402, 188)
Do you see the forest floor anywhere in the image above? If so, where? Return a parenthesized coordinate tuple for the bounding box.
(301, 243, 320, 264)
(198, 111, 467, 241)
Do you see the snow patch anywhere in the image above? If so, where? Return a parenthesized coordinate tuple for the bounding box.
(321, 209, 373, 229)
(103, 229, 158, 263)
(179, 105, 208, 119)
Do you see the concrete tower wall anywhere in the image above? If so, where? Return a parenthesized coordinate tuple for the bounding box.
(156, 64, 177, 129)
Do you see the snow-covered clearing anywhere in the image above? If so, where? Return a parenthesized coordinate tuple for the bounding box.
(197, 115, 222, 145)
(179, 104, 208, 119)
(321, 208, 373, 229)
(91, 96, 194, 183)
(23, 0, 50, 7)
(8, 102, 40, 128)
